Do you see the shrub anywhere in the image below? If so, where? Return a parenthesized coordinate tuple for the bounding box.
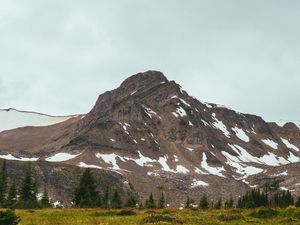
(279, 207, 300, 219)
(141, 215, 183, 224)
(117, 210, 136, 216)
(218, 213, 244, 221)
(0, 210, 21, 225)
(249, 208, 279, 219)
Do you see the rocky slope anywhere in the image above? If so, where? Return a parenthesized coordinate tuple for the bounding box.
(1, 71, 300, 207)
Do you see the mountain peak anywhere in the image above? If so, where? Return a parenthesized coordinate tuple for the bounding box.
(119, 70, 168, 90)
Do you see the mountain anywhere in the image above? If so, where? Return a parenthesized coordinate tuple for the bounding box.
(1, 71, 300, 207)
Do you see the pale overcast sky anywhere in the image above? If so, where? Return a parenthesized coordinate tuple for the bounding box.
(0, 0, 299, 122)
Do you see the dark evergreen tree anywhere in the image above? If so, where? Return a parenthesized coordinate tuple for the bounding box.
(40, 188, 51, 208)
(74, 168, 98, 208)
(4, 180, 17, 209)
(0, 160, 7, 206)
(158, 192, 165, 209)
(214, 198, 222, 209)
(102, 188, 109, 208)
(145, 192, 156, 209)
(199, 194, 209, 209)
(271, 190, 294, 208)
(185, 196, 194, 209)
(0, 210, 20, 225)
(19, 163, 38, 209)
(237, 189, 268, 209)
(111, 189, 122, 209)
(224, 196, 234, 209)
(124, 195, 137, 208)
(295, 197, 300, 208)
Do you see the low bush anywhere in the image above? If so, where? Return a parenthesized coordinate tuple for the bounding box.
(218, 213, 244, 221)
(249, 208, 279, 219)
(141, 215, 183, 224)
(117, 210, 136, 216)
(279, 207, 300, 219)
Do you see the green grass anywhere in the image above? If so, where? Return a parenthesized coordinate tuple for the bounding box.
(10, 207, 300, 225)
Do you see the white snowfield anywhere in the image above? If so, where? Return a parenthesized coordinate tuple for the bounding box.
(0, 108, 79, 132)
(45, 153, 81, 162)
(232, 126, 250, 142)
(212, 113, 230, 138)
(262, 139, 279, 150)
(281, 138, 299, 152)
(78, 162, 102, 169)
(191, 179, 209, 188)
(201, 152, 225, 177)
(0, 154, 38, 161)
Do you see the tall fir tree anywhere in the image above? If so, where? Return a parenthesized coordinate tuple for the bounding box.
(19, 163, 38, 209)
(40, 188, 51, 208)
(5, 179, 17, 209)
(295, 197, 300, 208)
(199, 194, 209, 209)
(74, 168, 98, 208)
(225, 196, 234, 209)
(185, 196, 194, 209)
(158, 192, 165, 209)
(145, 192, 156, 209)
(0, 160, 7, 206)
(124, 195, 137, 208)
(102, 188, 109, 208)
(214, 198, 222, 209)
(111, 189, 122, 209)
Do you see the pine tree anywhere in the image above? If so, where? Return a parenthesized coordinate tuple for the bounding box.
(145, 192, 156, 209)
(74, 168, 98, 208)
(40, 188, 51, 208)
(295, 197, 300, 207)
(214, 198, 222, 209)
(225, 196, 234, 209)
(111, 189, 122, 209)
(19, 163, 38, 209)
(199, 194, 209, 209)
(102, 188, 109, 208)
(0, 160, 7, 206)
(5, 180, 17, 209)
(158, 192, 165, 209)
(124, 195, 137, 208)
(185, 196, 194, 209)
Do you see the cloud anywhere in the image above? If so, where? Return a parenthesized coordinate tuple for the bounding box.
(0, 0, 299, 121)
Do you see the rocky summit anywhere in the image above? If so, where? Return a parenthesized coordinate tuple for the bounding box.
(1, 71, 300, 207)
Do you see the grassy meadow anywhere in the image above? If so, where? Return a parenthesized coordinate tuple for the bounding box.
(11, 207, 300, 225)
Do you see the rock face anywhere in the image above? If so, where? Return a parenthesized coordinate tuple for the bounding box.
(1, 70, 300, 207)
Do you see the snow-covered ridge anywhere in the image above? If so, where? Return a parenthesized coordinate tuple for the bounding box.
(0, 108, 83, 132)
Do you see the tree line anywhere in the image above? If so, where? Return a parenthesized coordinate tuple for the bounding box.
(0, 160, 51, 209)
(2, 160, 300, 210)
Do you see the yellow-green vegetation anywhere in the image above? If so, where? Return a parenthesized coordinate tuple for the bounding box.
(10, 207, 300, 225)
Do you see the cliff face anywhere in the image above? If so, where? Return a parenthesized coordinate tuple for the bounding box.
(1, 70, 300, 207)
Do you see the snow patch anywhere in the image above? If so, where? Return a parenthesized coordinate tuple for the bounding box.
(281, 138, 299, 152)
(176, 165, 189, 174)
(96, 153, 122, 170)
(158, 156, 175, 173)
(46, 153, 80, 162)
(191, 179, 209, 188)
(0, 154, 39, 161)
(186, 147, 194, 152)
(78, 162, 102, 169)
(287, 152, 300, 163)
(232, 126, 250, 142)
(212, 113, 230, 138)
(173, 106, 187, 118)
(201, 152, 225, 177)
(262, 139, 278, 150)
